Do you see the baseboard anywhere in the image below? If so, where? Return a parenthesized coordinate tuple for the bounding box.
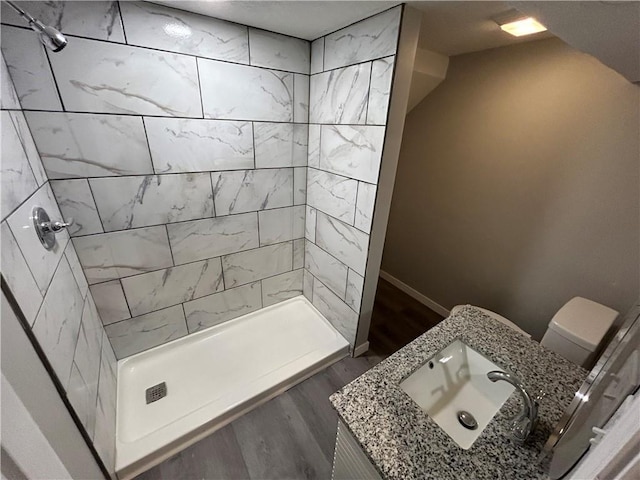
(378, 271, 450, 318)
(353, 341, 369, 357)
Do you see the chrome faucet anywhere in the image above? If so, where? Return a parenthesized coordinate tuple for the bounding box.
(487, 370, 538, 443)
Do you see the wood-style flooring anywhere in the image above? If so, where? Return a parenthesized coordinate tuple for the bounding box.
(136, 278, 444, 480)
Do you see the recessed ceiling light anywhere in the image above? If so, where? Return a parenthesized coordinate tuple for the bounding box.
(499, 17, 547, 37)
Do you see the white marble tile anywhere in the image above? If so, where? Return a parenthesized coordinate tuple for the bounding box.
(32, 256, 84, 386)
(145, 118, 253, 174)
(249, 29, 309, 74)
(312, 280, 358, 346)
(1, 26, 62, 110)
(50, 38, 201, 117)
(1, 111, 38, 220)
(308, 124, 321, 168)
(307, 168, 357, 224)
(67, 362, 96, 439)
(105, 305, 187, 359)
(1, 222, 42, 325)
(367, 57, 395, 125)
(121, 258, 224, 317)
(315, 212, 369, 276)
(310, 38, 325, 74)
(320, 125, 385, 184)
(71, 295, 103, 422)
(323, 7, 401, 70)
(305, 206, 317, 242)
(212, 169, 293, 216)
(355, 182, 377, 233)
(90, 280, 131, 326)
(25, 112, 153, 179)
(258, 206, 305, 246)
(6, 183, 69, 295)
(1, 53, 20, 109)
(64, 241, 88, 299)
(184, 282, 262, 333)
(90, 174, 213, 231)
(199, 59, 293, 122)
(294, 167, 307, 205)
(293, 238, 304, 270)
(93, 332, 117, 473)
(345, 269, 364, 313)
(262, 269, 304, 307)
(309, 63, 371, 125)
(73, 226, 173, 284)
(305, 240, 348, 299)
(303, 269, 314, 301)
(222, 242, 293, 288)
(254, 123, 307, 168)
(10, 111, 47, 186)
(50, 180, 103, 237)
(294, 74, 310, 123)
(1, 1, 125, 42)
(120, 2, 248, 63)
(167, 213, 259, 265)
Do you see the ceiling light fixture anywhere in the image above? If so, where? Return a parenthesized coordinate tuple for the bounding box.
(499, 17, 547, 37)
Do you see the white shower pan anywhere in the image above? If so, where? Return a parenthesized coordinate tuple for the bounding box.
(115, 296, 349, 479)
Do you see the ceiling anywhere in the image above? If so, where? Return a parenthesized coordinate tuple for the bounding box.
(152, 1, 399, 40)
(409, 1, 554, 56)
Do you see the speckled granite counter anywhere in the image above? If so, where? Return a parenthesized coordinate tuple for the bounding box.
(329, 306, 588, 480)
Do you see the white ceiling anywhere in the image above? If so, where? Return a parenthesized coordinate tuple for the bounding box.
(152, 1, 399, 40)
(409, 1, 554, 56)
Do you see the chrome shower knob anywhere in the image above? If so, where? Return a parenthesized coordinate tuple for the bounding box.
(32, 206, 73, 250)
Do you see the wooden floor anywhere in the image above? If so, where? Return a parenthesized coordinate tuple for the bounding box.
(136, 278, 444, 480)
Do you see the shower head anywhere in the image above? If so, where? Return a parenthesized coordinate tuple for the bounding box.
(30, 20, 68, 52)
(5, 1, 68, 52)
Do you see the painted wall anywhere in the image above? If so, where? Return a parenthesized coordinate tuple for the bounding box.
(2, 1, 311, 360)
(303, 7, 401, 346)
(1, 51, 117, 474)
(382, 38, 640, 340)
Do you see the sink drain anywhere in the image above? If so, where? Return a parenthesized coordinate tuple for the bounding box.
(457, 410, 478, 430)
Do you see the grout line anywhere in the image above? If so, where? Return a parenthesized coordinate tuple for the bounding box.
(365, 60, 374, 124)
(43, 47, 66, 112)
(164, 224, 176, 266)
(6, 111, 39, 185)
(194, 58, 205, 118)
(140, 116, 156, 173)
(17, 107, 388, 126)
(85, 179, 107, 234)
(251, 121, 257, 169)
(116, 0, 128, 44)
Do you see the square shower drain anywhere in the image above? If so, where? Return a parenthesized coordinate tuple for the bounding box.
(145, 382, 167, 404)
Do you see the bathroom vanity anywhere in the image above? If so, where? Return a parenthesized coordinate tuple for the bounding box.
(329, 306, 588, 480)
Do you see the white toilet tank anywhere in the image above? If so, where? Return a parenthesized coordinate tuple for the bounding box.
(541, 297, 618, 367)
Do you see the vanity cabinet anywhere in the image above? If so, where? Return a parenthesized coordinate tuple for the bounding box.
(332, 420, 382, 480)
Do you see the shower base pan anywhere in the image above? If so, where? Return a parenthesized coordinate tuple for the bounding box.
(115, 296, 350, 479)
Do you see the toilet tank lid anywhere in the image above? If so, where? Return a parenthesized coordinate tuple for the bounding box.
(549, 297, 618, 351)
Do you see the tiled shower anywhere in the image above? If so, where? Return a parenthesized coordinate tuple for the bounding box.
(1, 1, 402, 476)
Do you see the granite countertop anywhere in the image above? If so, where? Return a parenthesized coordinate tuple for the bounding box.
(329, 306, 588, 480)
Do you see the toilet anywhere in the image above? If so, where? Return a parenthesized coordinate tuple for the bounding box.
(451, 297, 618, 367)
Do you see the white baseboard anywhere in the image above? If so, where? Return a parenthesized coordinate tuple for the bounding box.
(379, 271, 450, 318)
(353, 341, 369, 357)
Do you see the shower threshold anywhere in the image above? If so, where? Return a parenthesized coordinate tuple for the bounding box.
(115, 296, 350, 479)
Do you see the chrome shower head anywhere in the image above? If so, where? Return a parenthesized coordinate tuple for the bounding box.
(30, 20, 68, 52)
(5, 1, 68, 52)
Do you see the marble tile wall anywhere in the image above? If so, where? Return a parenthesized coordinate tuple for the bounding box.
(1, 1, 311, 363)
(304, 6, 401, 346)
(0, 51, 117, 473)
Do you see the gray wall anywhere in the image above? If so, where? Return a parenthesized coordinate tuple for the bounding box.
(382, 38, 639, 340)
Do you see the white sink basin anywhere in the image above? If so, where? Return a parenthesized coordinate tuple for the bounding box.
(400, 339, 515, 449)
